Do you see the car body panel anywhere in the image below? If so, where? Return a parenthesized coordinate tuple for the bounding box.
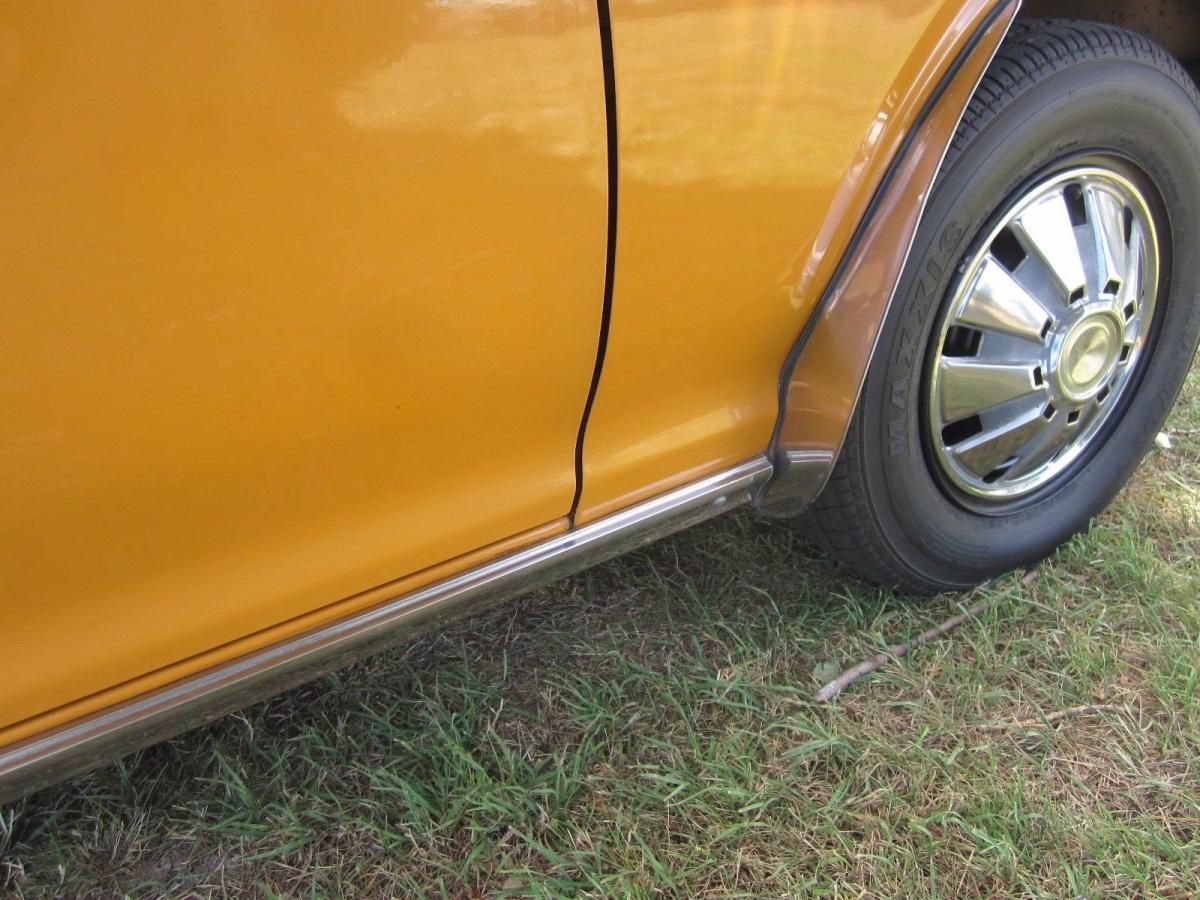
(0, 2, 606, 733)
(575, 0, 997, 522)
(0, 0, 1025, 799)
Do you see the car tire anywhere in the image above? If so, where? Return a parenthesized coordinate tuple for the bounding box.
(805, 19, 1200, 594)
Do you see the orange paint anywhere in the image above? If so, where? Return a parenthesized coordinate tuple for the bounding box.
(0, 2, 606, 730)
(576, 0, 995, 522)
(1, 0, 1011, 751)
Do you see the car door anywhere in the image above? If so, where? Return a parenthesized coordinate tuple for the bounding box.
(0, 2, 607, 737)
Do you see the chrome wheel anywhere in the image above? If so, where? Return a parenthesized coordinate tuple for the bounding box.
(927, 166, 1161, 502)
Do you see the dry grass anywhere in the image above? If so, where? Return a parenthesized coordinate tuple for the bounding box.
(2, 370, 1199, 897)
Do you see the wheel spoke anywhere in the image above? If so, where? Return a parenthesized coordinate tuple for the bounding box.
(937, 358, 1044, 422)
(1000, 412, 1073, 481)
(1012, 189, 1087, 300)
(951, 407, 1047, 479)
(957, 256, 1054, 343)
(1121, 226, 1144, 303)
(1121, 227, 1145, 339)
(1085, 184, 1128, 293)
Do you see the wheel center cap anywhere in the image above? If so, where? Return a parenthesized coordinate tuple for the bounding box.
(1053, 313, 1122, 402)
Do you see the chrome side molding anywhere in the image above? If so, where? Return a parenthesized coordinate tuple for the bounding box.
(0, 456, 773, 803)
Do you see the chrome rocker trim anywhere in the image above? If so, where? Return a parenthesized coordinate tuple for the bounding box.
(0, 456, 773, 803)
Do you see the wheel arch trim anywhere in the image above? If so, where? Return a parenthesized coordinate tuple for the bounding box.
(756, 0, 1023, 516)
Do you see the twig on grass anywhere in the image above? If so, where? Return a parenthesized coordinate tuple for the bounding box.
(813, 570, 1036, 703)
(976, 703, 1125, 732)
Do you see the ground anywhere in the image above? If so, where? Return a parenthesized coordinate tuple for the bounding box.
(3, 370, 1198, 897)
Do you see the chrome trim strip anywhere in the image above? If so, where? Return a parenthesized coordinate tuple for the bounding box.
(756, 450, 836, 519)
(0, 456, 773, 803)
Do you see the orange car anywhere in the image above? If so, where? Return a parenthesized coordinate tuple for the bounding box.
(3, 0, 1199, 801)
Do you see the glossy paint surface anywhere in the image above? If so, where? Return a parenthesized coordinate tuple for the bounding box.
(0, 3, 607, 732)
(576, 0, 992, 522)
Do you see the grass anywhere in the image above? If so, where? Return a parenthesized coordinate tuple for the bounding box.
(3, 369, 1199, 897)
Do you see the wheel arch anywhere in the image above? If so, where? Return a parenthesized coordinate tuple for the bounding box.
(756, 0, 1023, 515)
